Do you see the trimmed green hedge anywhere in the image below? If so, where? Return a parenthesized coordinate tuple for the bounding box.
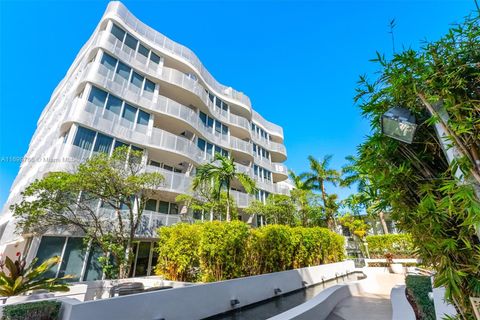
(2, 300, 61, 320)
(366, 234, 416, 258)
(155, 221, 345, 282)
(406, 275, 435, 320)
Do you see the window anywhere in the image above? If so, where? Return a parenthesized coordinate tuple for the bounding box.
(88, 87, 107, 107)
(111, 24, 126, 42)
(131, 72, 144, 88)
(169, 203, 178, 215)
(197, 138, 206, 151)
(150, 52, 160, 64)
(150, 160, 160, 167)
(207, 117, 214, 129)
(144, 79, 155, 93)
(145, 199, 157, 211)
(124, 33, 138, 51)
(122, 104, 137, 122)
(163, 164, 173, 171)
(105, 95, 122, 115)
(158, 201, 169, 214)
(57, 237, 85, 282)
(73, 127, 96, 151)
(208, 93, 215, 103)
(116, 62, 131, 81)
(138, 44, 149, 58)
(114, 140, 128, 151)
(199, 112, 207, 126)
(35, 236, 65, 278)
(222, 124, 228, 135)
(137, 110, 150, 126)
(215, 121, 222, 134)
(101, 53, 117, 72)
(206, 142, 213, 155)
(93, 133, 113, 153)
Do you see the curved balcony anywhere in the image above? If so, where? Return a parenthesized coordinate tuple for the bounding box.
(95, 33, 252, 134)
(87, 62, 252, 156)
(105, 2, 252, 114)
(252, 110, 284, 141)
(252, 133, 287, 162)
(253, 155, 288, 182)
(85, 63, 252, 158)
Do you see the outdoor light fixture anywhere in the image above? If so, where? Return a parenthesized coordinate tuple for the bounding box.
(381, 107, 418, 144)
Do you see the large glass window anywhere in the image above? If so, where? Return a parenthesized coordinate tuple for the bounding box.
(111, 24, 126, 42)
(145, 199, 157, 211)
(57, 237, 86, 282)
(122, 104, 137, 122)
(137, 110, 150, 126)
(144, 79, 155, 93)
(150, 52, 160, 64)
(93, 133, 113, 153)
(124, 33, 138, 51)
(105, 95, 122, 115)
(114, 140, 128, 151)
(131, 72, 144, 88)
(134, 242, 151, 277)
(158, 201, 169, 214)
(83, 244, 104, 281)
(73, 127, 96, 151)
(101, 53, 117, 72)
(116, 62, 131, 81)
(169, 203, 178, 215)
(35, 236, 65, 278)
(199, 112, 207, 126)
(88, 87, 107, 108)
(197, 138, 206, 151)
(138, 44, 149, 58)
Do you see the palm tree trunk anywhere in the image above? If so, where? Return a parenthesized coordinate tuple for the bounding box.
(226, 188, 231, 222)
(379, 211, 389, 234)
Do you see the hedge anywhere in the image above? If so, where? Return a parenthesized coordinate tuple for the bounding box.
(405, 275, 436, 320)
(366, 234, 416, 258)
(155, 222, 345, 282)
(2, 300, 61, 320)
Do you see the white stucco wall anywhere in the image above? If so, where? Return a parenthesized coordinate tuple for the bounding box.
(60, 260, 355, 320)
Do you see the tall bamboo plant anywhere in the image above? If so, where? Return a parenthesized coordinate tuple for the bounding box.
(353, 13, 480, 319)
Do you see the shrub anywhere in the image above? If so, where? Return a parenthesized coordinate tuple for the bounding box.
(405, 275, 435, 320)
(155, 223, 200, 282)
(2, 300, 61, 320)
(366, 234, 415, 258)
(155, 222, 345, 282)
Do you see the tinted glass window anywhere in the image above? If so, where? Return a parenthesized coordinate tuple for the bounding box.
(158, 201, 169, 214)
(88, 87, 107, 107)
(150, 52, 160, 64)
(145, 199, 157, 211)
(93, 133, 113, 153)
(58, 237, 86, 282)
(138, 44, 149, 58)
(73, 127, 96, 151)
(111, 24, 126, 41)
(137, 110, 150, 125)
(35, 236, 65, 278)
(124, 33, 138, 50)
(197, 138, 206, 151)
(122, 104, 137, 122)
(131, 72, 144, 88)
(105, 95, 122, 115)
(199, 112, 207, 126)
(116, 62, 131, 81)
(114, 140, 128, 151)
(101, 53, 117, 72)
(144, 79, 155, 93)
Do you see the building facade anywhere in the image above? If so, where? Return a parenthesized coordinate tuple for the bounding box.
(0, 1, 289, 280)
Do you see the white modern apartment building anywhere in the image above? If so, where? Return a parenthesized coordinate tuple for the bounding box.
(0, 2, 289, 281)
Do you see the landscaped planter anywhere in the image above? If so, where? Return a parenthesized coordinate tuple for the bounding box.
(390, 263, 404, 274)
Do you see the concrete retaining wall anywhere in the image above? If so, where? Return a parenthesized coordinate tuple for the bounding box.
(391, 285, 415, 320)
(60, 260, 355, 320)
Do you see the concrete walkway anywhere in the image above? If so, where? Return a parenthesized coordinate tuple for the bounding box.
(325, 268, 404, 320)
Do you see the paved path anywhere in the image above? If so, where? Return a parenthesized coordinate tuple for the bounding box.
(326, 294, 392, 320)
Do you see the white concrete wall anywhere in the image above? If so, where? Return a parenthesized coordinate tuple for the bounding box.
(60, 260, 355, 320)
(391, 285, 415, 320)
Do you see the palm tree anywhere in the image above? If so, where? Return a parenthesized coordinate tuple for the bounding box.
(288, 170, 309, 190)
(342, 155, 389, 234)
(193, 153, 257, 221)
(303, 155, 340, 229)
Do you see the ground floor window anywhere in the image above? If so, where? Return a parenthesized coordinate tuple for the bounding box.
(34, 236, 158, 281)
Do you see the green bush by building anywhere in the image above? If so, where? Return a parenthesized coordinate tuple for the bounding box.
(366, 234, 415, 258)
(155, 221, 345, 282)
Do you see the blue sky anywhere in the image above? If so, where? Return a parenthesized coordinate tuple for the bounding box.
(0, 0, 475, 209)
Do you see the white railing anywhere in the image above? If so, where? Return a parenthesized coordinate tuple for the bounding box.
(109, 2, 252, 111)
(252, 110, 284, 140)
(251, 132, 287, 157)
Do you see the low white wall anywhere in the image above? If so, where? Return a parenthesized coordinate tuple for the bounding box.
(391, 285, 415, 320)
(60, 260, 355, 320)
(432, 285, 457, 319)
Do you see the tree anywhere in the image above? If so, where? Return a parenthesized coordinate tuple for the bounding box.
(193, 153, 256, 221)
(245, 194, 297, 226)
(353, 14, 480, 318)
(303, 155, 340, 230)
(0, 254, 71, 297)
(12, 146, 164, 279)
